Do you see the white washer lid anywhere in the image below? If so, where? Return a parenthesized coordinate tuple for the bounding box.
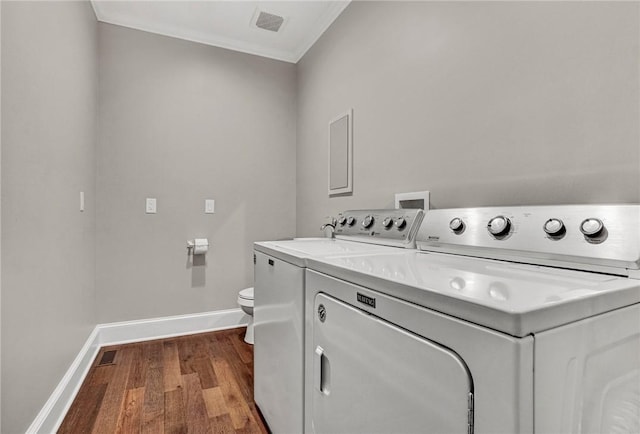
(239, 287, 254, 300)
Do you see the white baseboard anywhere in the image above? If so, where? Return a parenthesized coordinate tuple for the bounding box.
(26, 328, 102, 434)
(97, 308, 248, 346)
(26, 308, 249, 434)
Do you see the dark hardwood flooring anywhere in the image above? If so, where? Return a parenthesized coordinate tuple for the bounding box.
(58, 328, 269, 434)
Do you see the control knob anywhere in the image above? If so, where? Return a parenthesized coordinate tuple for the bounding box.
(449, 218, 465, 233)
(394, 217, 407, 229)
(580, 218, 604, 237)
(487, 215, 511, 237)
(543, 218, 565, 236)
(337, 216, 347, 226)
(346, 216, 356, 227)
(362, 215, 375, 229)
(382, 217, 393, 229)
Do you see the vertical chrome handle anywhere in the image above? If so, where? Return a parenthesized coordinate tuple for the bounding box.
(314, 346, 324, 392)
(314, 345, 330, 395)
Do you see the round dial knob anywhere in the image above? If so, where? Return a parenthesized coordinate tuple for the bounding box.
(449, 218, 465, 233)
(394, 217, 407, 229)
(580, 218, 604, 237)
(346, 216, 356, 226)
(487, 216, 511, 236)
(337, 216, 347, 226)
(382, 217, 393, 228)
(543, 218, 565, 236)
(362, 215, 375, 229)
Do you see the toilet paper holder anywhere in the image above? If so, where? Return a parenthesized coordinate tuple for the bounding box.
(187, 238, 209, 255)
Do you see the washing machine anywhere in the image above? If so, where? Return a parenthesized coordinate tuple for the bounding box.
(253, 209, 424, 434)
(304, 205, 640, 433)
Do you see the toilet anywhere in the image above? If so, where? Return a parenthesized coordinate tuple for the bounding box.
(237, 287, 254, 344)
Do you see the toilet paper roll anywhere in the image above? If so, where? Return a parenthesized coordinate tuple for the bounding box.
(193, 238, 209, 255)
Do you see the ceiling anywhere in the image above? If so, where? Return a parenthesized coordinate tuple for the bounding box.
(91, 1, 351, 63)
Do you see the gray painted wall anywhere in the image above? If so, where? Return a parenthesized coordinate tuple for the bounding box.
(1, 2, 97, 432)
(1, 2, 638, 430)
(296, 2, 640, 236)
(96, 24, 296, 323)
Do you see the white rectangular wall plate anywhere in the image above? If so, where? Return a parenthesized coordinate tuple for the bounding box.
(80, 191, 85, 212)
(205, 199, 215, 214)
(395, 191, 430, 210)
(328, 108, 353, 196)
(146, 198, 157, 214)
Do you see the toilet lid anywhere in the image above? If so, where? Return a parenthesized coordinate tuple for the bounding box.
(239, 287, 254, 300)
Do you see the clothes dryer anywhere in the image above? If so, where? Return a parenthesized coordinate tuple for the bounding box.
(304, 205, 640, 433)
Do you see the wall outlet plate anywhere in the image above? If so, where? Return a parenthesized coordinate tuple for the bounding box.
(205, 199, 215, 214)
(146, 198, 157, 214)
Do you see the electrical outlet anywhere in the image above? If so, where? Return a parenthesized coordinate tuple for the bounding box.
(205, 199, 215, 214)
(146, 198, 157, 214)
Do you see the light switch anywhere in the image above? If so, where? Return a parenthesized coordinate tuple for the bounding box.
(80, 191, 85, 212)
(146, 198, 157, 214)
(205, 199, 215, 214)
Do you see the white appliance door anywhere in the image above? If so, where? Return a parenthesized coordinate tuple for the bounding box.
(312, 292, 473, 434)
(254, 252, 304, 434)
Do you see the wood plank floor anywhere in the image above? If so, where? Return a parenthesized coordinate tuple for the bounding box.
(58, 328, 270, 434)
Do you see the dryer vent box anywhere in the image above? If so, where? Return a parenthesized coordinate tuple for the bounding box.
(395, 191, 430, 210)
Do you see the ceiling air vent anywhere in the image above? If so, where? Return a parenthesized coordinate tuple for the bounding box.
(255, 11, 285, 33)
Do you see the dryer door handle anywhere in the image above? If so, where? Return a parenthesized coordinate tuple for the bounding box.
(314, 346, 330, 395)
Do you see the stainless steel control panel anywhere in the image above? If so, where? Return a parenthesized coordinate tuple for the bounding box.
(417, 205, 640, 275)
(335, 209, 424, 248)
